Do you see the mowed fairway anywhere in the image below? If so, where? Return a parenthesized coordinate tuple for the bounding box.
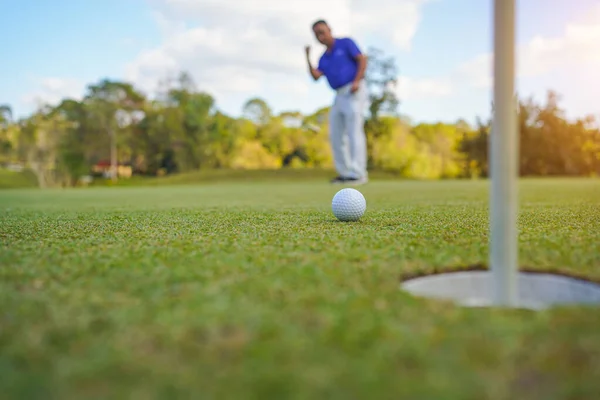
(1, 177, 600, 399)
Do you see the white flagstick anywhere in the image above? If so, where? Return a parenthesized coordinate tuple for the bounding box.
(491, 0, 518, 306)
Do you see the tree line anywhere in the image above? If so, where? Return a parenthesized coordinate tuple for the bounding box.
(0, 48, 599, 188)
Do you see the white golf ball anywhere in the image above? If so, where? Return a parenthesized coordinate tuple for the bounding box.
(332, 188, 366, 221)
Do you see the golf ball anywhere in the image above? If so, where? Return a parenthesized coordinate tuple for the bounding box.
(332, 188, 366, 221)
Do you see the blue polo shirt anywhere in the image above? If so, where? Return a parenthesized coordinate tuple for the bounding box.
(317, 37, 362, 90)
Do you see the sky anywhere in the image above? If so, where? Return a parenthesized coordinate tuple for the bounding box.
(1, 0, 600, 125)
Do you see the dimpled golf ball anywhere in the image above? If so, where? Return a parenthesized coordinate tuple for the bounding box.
(332, 188, 366, 221)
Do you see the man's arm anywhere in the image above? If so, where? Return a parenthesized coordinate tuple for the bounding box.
(305, 46, 323, 81)
(353, 53, 367, 82)
(345, 39, 367, 83)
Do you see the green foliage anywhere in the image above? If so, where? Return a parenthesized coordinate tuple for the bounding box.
(518, 91, 600, 176)
(0, 104, 12, 126)
(230, 140, 281, 169)
(370, 120, 465, 179)
(2, 59, 599, 187)
(411, 123, 464, 178)
(0, 168, 37, 188)
(16, 109, 77, 187)
(365, 47, 399, 119)
(243, 97, 272, 126)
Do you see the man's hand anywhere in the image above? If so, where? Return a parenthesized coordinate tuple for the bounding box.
(350, 80, 360, 93)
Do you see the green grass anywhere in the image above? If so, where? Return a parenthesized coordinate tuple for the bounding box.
(0, 169, 37, 189)
(94, 168, 405, 187)
(1, 176, 600, 399)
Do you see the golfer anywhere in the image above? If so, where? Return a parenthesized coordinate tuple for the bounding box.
(305, 19, 368, 185)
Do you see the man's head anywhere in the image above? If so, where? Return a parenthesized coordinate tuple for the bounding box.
(312, 19, 334, 47)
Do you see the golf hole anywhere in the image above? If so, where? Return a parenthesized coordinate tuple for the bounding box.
(400, 268, 600, 310)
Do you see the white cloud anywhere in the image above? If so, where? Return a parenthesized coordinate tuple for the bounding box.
(452, 12, 600, 91)
(21, 77, 86, 109)
(520, 23, 600, 75)
(125, 0, 429, 103)
(272, 80, 310, 96)
(388, 6, 600, 110)
(454, 53, 492, 89)
(350, 0, 429, 50)
(386, 5, 600, 119)
(396, 76, 452, 100)
(15, 1, 600, 124)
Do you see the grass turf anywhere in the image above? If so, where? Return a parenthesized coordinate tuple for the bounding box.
(1, 177, 599, 399)
(0, 169, 37, 189)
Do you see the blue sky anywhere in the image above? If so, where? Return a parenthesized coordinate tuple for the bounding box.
(1, 0, 599, 125)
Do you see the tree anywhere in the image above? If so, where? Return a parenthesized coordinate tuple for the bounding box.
(19, 108, 73, 188)
(242, 98, 272, 126)
(365, 47, 400, 120)
(364, 47, 400, 168)
(0, 104, 12, 127)
(83, 79, 145, 181)
(135, 101, 176, 174)
(411, 123, 465, 178)
(51, 99, 90, 185)
(517, 90, 600, 176)
(458, 117, 490, 178)
(2, 71, 599, 185)
(0, 104, 16, 163)
(163, 73, 216, 171)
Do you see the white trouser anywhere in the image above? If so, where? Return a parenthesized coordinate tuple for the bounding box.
(329, 80, 368, 179)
